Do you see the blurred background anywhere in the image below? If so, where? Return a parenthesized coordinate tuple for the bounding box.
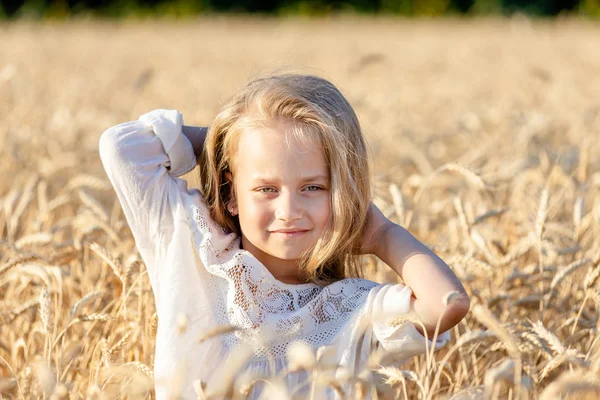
(1, 0, 600, 398)
(0, 0, 598, 18)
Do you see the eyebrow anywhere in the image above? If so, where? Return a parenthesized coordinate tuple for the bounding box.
(253, 175, 329, 183)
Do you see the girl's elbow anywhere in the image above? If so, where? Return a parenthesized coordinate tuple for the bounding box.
(435, 299, 470, 334)
(447, 295, 470, 324)
(99, 127, 121, 161)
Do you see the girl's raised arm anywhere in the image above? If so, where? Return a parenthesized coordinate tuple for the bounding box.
(362, 203, 470, 338)
(98, 110, 198, 248)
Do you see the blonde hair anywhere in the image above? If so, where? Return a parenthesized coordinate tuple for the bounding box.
(199, 72, 371, 287)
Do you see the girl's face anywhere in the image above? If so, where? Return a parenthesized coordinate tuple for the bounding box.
(225, 119, 331, 284)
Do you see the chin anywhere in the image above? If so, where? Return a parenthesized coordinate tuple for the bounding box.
(265, 244, 311, 260)
(270, 250, 302, 260)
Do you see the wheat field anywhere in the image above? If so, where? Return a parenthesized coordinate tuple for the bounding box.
(1, 16, 600, 399)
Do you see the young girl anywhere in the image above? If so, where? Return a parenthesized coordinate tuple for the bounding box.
(99, 73, 470, 399)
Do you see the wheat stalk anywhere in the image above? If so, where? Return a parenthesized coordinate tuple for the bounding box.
(0, 254, 43, 279)
(197, 324, 242, 345)
(539, 371, 600, 400)
(8, 173, 39, 240)
(530, 320, 565, 355)
(109, 330, 133, 355)
(78, 189, 109, 223)
(14, 232, 53, 248)
(547, 257, 590, 297)
(88, 242, 124, 280)
(127, 361, 154, 378)
(39, 286, 51, 335)
(76, 313, 114, 322)
(70, 290, 104, 320)
(0, 298, 38, 325)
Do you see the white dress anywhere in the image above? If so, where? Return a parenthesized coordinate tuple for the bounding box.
(98, 109, 451, 400)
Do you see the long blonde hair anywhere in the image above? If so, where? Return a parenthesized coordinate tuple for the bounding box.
(198, 72, 371, 287)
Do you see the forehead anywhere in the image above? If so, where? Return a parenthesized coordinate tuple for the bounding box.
(234, 121, 329, 181)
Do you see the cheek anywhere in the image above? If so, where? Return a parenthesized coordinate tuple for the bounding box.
(239, 197, 272, 231)
(312, 195, 331, 228)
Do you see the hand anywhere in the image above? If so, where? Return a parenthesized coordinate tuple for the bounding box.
(359, 202, 393, 256)
(182, 125, 208, 159)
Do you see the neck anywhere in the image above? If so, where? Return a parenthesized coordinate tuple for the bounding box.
(240, 235, 306, 284)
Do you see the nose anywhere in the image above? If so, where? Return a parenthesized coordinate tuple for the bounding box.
(275, 191, 303, 222)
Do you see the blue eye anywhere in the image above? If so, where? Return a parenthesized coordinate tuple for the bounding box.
(305, 186, 323, 192)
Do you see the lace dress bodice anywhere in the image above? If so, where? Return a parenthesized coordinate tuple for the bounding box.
(99, 109, 450, 399)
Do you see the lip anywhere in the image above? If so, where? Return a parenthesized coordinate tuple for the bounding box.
(271, 229, 310, 238)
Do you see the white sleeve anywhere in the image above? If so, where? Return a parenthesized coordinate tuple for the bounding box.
(98, 109, 197, 248)
(371, 284, 451, 360)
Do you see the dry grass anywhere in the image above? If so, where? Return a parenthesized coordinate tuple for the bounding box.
(1, 15, 600, 399)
